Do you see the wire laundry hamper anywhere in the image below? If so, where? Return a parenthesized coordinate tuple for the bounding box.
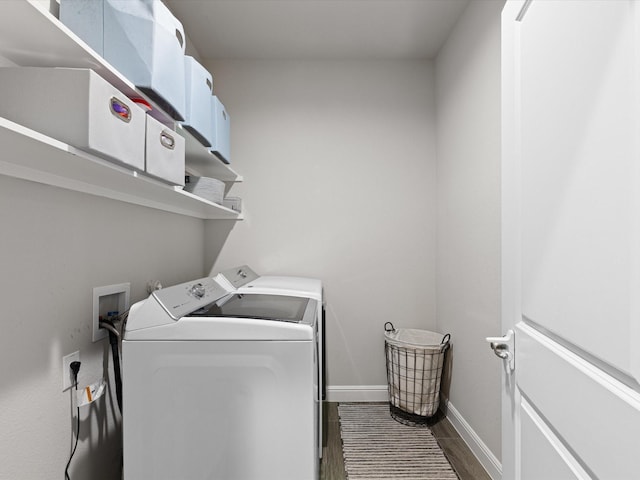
(384, 322, 450, 426)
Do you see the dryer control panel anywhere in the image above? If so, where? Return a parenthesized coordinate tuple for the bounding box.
(217, 265, 260, 289)
(152, 277, 230, 320)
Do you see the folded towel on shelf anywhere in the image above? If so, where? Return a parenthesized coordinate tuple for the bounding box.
(184, 175, 225, 204)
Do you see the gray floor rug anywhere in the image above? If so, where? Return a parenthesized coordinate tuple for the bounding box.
(338, 403, 459, 480)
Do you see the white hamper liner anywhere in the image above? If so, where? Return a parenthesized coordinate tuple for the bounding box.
(384, 322, 450, 425)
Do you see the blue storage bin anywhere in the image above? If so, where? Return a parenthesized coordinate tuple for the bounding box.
(183, 56, 213, 148)
(60, 0, 103, 53)
(210, 96, 231, 164)
(60, 0, 187, 121)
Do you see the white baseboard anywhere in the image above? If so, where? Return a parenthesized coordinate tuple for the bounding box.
(326, 385, 388, 402)
(444, 400, 502, 480)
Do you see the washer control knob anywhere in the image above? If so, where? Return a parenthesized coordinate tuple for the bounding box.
(189, 283, 206, 299)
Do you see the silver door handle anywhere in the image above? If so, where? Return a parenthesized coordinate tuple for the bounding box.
(486, 329, 515, 371)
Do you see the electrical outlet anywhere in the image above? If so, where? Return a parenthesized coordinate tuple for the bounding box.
(62, 351, 80, 391)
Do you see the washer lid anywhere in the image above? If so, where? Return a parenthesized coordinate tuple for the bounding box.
(191, 293, 310, 323)
(241, 276, 323, 300)
(125, 295, 317, 341)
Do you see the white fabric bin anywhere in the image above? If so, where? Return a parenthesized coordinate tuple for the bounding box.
(145, 116, 185, 186)
(0, 67, 145, 170)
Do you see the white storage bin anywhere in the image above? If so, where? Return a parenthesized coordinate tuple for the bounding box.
(183, 56, 213, 148)
(145, 116, 185, 186)
(60, 0, 187, 121)
(183, 176, 225, 204)
(210, 96, 231, 164)
(0, 67, 145, 170)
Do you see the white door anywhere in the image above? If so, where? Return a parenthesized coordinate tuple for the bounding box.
(500, 1, 640, 479)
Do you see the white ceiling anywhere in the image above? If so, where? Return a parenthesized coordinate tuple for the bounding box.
(165, 0, 470, 61)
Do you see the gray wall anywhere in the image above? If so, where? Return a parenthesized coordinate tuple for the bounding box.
(435, 0, 505, 466)
(203, 59, 438, 390)
(0, 176, 205, 479)
(0, 2, 506, 476)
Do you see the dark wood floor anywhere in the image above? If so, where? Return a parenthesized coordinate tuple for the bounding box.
(320, 402, 491, 480)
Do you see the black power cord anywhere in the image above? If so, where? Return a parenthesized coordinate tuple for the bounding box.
(99, 318, 123, 413)
(108, 325, 123, 413)
(64, 361, 81, 480)
(63, 313, 127, 478)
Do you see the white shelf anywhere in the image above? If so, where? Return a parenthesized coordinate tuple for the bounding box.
(0, 117, 242, 220)
(0, 0, 243, 220)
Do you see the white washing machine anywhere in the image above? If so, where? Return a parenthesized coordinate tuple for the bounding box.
(212, 265, 325, 456)
(122, 276, 319, 480)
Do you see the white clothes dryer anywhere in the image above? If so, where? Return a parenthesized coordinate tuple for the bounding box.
(213, 265, 326, 456)
(213, 265, 322, 302)
(122, 276, 319, 480)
